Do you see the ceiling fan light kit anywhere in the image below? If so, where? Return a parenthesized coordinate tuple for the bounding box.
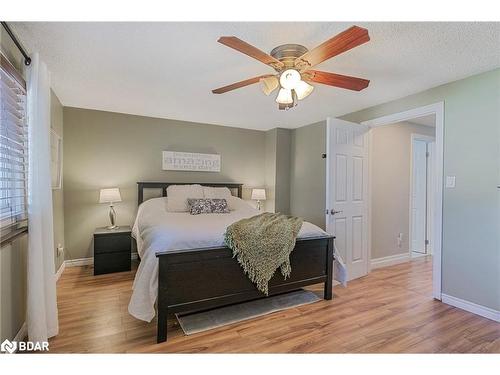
(279, 69, 301, 89)
(212, 26, 371, 110)
(260, 76, 279, 96)
(294, 80, 314, 100)
(276, 87, 294, 105)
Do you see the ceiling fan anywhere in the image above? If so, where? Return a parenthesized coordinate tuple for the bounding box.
(212, 26, 371, 110)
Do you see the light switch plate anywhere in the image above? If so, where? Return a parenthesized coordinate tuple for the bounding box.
(446, 176, 456, 188)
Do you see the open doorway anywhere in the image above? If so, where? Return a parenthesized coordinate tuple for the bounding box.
(326, 102, 444, 300)
(367, 116, 436, 300)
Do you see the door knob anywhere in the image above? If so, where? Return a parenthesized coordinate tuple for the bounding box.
(330, 209, 343, 215)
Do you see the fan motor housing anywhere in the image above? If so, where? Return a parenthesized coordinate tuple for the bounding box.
(270, 44, 308, 69)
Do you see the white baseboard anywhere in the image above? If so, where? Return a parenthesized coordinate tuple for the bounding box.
(55, 261, 66, 282)
(441, 294, 500, 322)
(64, 257, 93, 267)
(58, 252, 138, 270)
(411, 251, 428, 259)
(370, 253, 410, 269)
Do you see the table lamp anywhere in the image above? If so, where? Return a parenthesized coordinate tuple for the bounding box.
(99, 188, 122, 230)
(251, 188, 266, 211)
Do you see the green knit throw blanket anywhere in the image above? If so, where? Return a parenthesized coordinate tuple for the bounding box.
(224, 212, 303, 295)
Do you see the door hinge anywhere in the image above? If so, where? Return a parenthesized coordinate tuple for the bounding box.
(426, 151, 430, 157)
(425, 239, 429, 245)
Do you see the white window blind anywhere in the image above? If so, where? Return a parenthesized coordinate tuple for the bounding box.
(0, 54, 28, 241)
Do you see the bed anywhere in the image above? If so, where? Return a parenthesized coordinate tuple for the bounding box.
(130, 182, 335, 343)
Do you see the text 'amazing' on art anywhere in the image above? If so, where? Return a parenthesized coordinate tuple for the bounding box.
(162, 151, 221, 172)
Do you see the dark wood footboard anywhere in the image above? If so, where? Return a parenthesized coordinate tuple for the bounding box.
(155, 235, 334, 343)
(135, 182, 335, 344)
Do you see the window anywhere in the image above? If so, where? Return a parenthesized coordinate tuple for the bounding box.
(0, 53, 28, 243)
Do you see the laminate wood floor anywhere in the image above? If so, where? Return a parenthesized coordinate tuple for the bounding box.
(49, 256, 500, 353)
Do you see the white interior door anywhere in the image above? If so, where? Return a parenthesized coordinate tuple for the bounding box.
(326, 118, 369, 281)
(411, 139, 427, 254)
(410, 136, 436, 256)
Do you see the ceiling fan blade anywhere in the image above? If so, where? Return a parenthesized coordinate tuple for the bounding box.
(304, 70, 370, 91)
(295, 26, 370, 69)
(218, 36, 284, 70)
(212, 75, 275, 94)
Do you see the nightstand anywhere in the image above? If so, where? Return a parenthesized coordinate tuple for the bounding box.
(93, 226, 132, 275)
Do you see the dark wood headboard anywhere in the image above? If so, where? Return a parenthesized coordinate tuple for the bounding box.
(137, 182, 243, 205)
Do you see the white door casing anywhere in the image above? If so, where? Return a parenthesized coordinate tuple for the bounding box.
(426, 141, 435, 255)
(326, 118, 369, 281)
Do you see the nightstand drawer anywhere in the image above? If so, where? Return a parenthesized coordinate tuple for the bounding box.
(94, 252, 131, 275)
(94, 234, 131, 254)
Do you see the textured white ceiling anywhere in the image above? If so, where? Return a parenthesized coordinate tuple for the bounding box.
(12, 22, 500, 130)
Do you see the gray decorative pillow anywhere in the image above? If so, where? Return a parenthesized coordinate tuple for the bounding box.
(187, 198, 230, 215)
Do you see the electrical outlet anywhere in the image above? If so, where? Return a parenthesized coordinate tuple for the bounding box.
(56, 244, 64, 257)
(397, 233, 403, 248)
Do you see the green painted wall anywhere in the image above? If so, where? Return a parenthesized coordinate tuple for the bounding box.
(63, 107, 267, 260)
(265, 129, 277, 212)
(0, 236, 27, 341)
(342, 68, 500, 310)
(289, 121, 327, 229)
(275, 128, 291, 214)
(265, 128, 292, 214)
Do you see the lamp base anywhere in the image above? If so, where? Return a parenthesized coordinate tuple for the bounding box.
(108, 205, 118, 230)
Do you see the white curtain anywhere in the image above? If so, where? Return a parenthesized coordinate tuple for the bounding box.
(27, 53, 59, 342)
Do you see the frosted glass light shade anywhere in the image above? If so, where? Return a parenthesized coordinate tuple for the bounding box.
(251, 188, 266, 201)
(279, 69, 301, 90)
(275, 88, 293, 104)
(260, 76, 279, 95)
(294, 80, 314, 100)
(99, 188, 122, 203)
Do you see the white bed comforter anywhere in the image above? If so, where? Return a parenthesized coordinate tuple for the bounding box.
(128, 197, 328, 321)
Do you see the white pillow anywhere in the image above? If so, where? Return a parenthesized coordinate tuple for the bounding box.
(226, 195, 254, 211)
(203, 186, 235, 210)
(166, 184, 204, 212)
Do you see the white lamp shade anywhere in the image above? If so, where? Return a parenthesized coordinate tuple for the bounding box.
(275, 88, 293, 104)
(99, 188, 122, 203)
(251, 188, 266, 201)
(279, 69, 301, 90)
(294, 80, 314, 100)
(260, 76, 279, 96)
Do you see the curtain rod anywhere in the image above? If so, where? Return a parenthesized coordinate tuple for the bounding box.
(1, 22, 31, 66)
